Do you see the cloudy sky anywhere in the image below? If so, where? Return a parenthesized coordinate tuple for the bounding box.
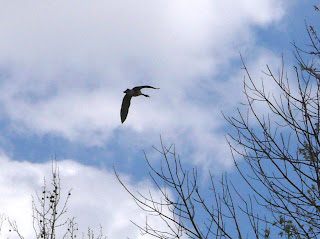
(0, 0, 318, 238)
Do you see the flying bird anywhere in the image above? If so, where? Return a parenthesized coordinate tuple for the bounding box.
(120, 85, 159, 123)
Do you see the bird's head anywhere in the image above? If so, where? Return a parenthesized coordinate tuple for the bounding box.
(124, 89, 130, 94)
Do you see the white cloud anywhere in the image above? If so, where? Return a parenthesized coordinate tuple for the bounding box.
(0, 155, 175, 238)
(0, 0, 286, 167)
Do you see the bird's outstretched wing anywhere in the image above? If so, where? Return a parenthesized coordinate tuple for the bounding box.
(121, 94, 132, 123)
(133, 86, 160, 90)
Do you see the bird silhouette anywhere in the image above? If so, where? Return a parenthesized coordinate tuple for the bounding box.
(120, 86, 159, 123)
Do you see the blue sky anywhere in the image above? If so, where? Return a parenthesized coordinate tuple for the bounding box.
(0, 0, 318, 238)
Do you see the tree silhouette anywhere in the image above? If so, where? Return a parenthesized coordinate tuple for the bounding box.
(3, 159, 107, 239)
(116, 4, 320, 239)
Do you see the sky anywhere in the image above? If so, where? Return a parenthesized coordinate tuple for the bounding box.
(0, 0, 318, 238)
